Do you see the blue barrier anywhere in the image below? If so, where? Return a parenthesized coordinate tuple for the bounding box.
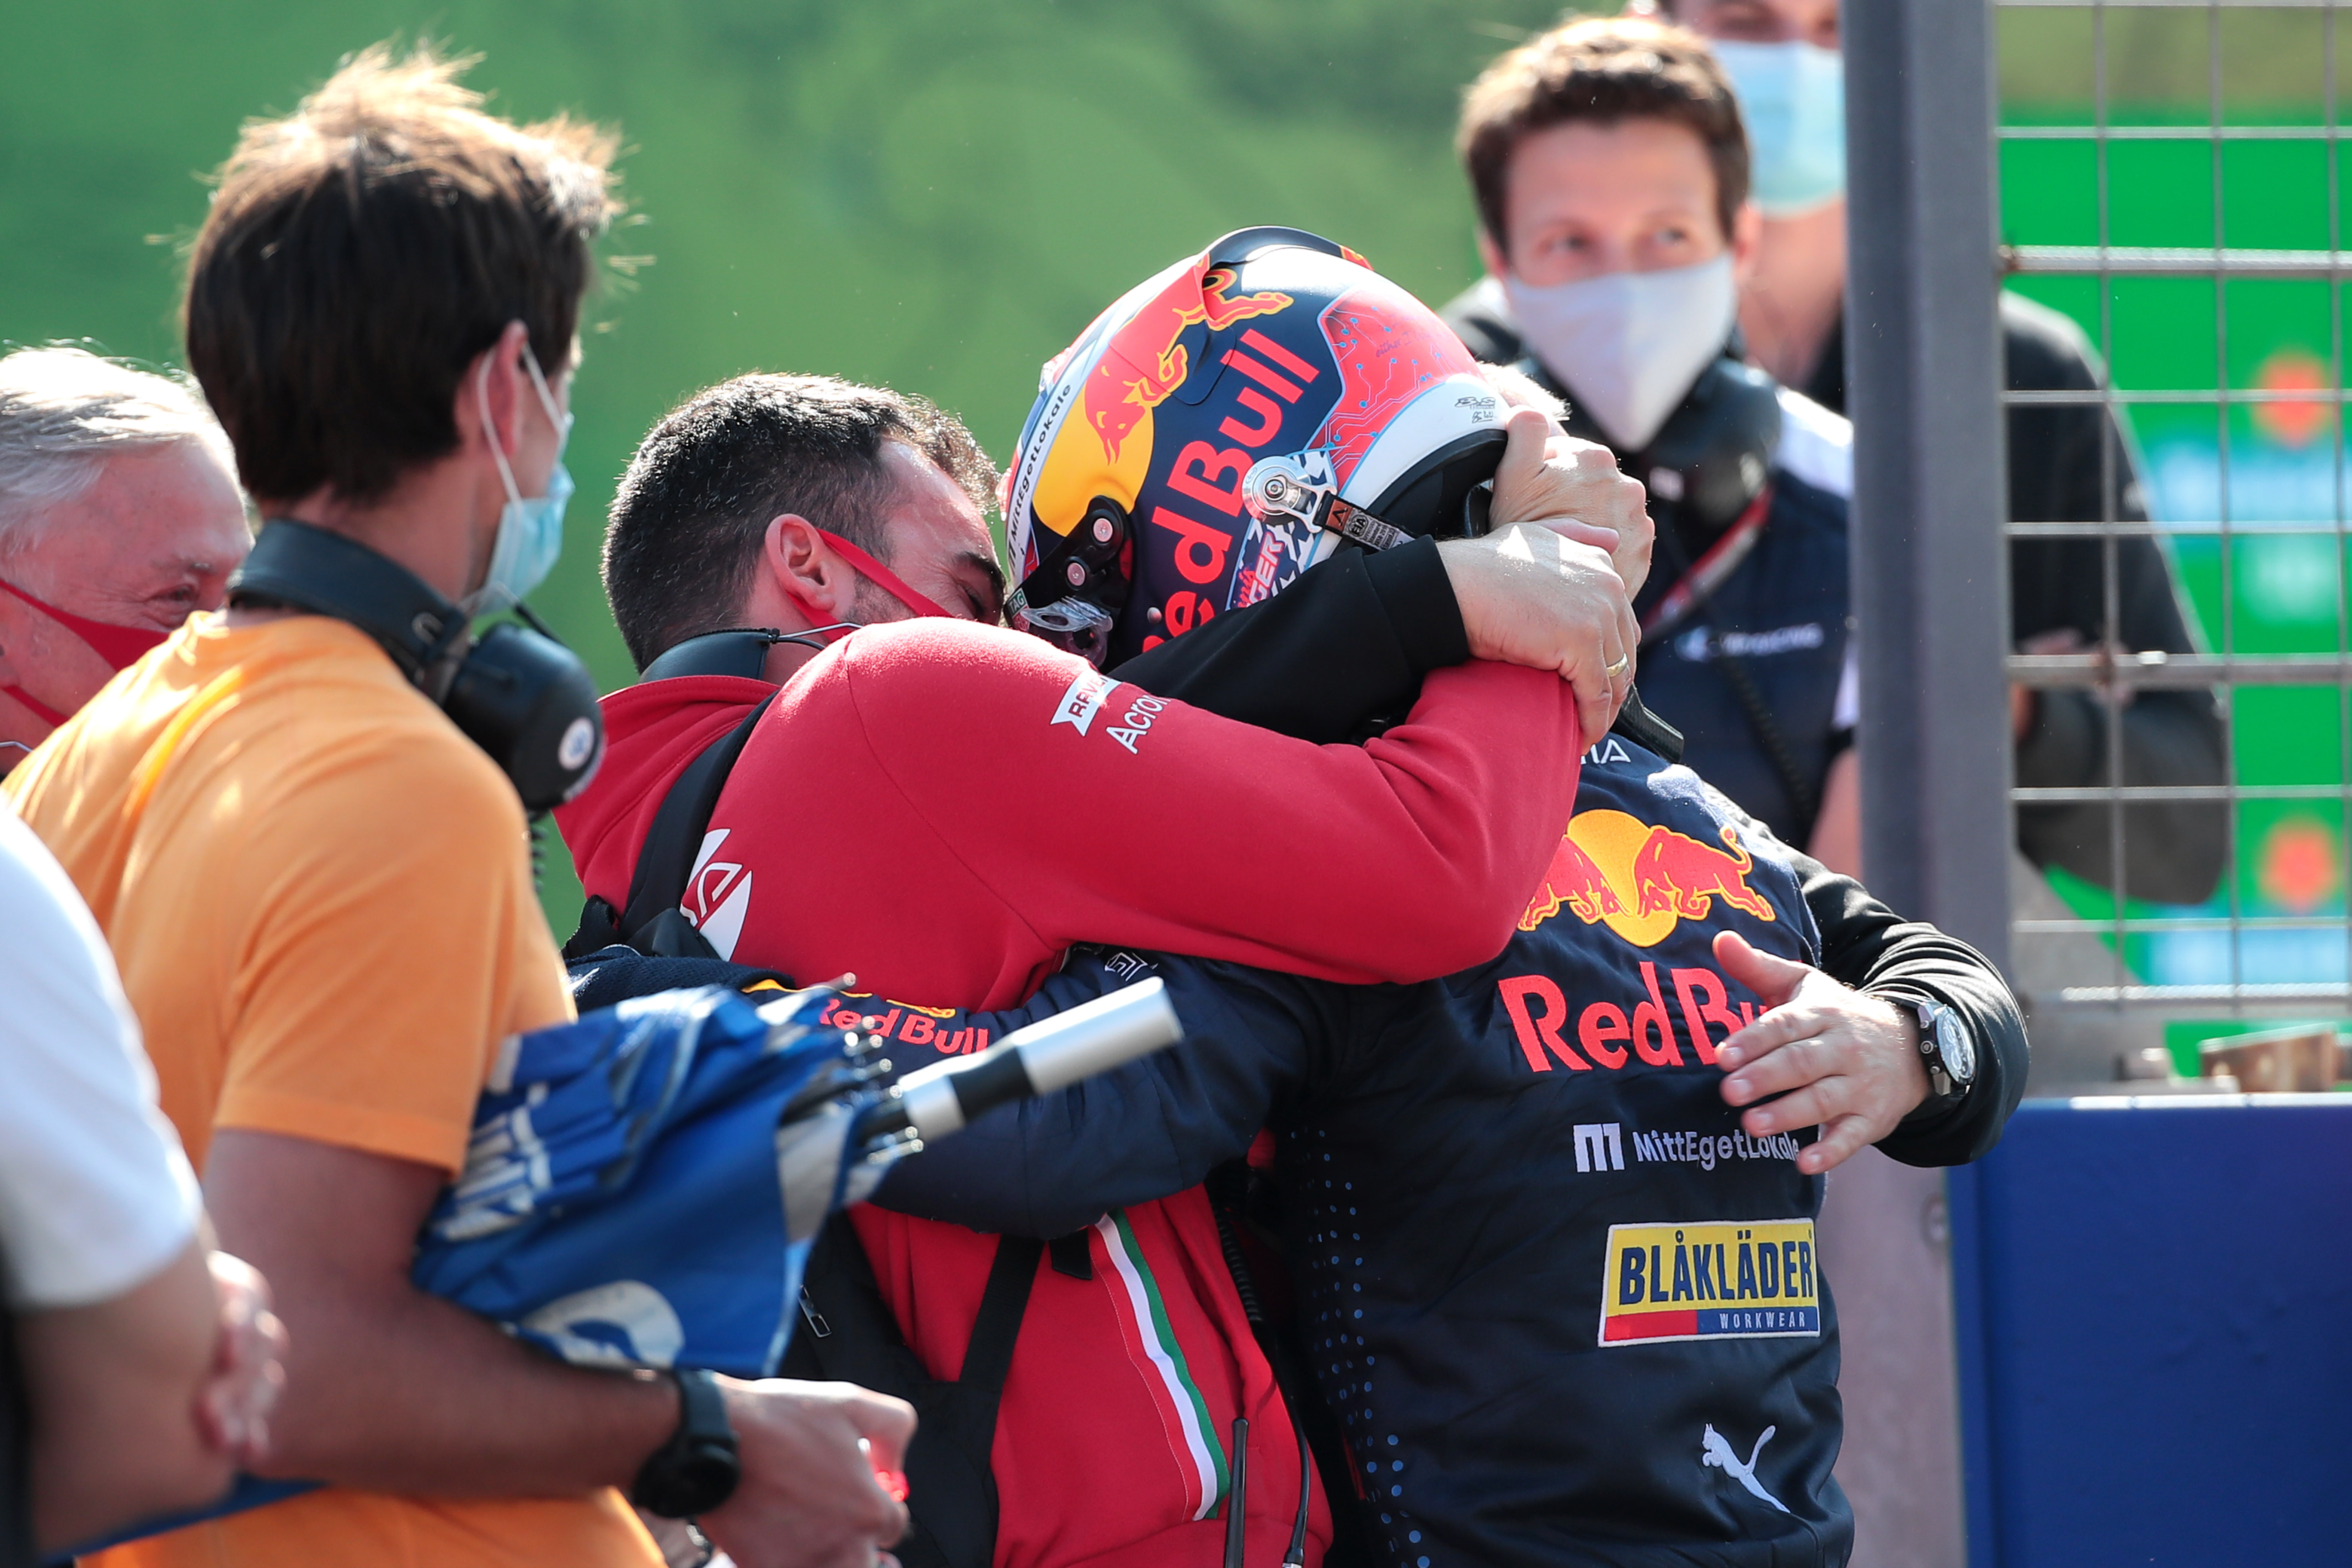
(1949, 1094, 2352, 1567)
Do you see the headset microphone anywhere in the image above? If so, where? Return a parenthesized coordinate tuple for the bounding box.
(1555, 352, 1784, 539)
(230, 520, 604, 811)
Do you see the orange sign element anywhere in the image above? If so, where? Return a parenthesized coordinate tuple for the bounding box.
(1521, 810, 1776, 946)
(2252, 346, 2331, 450)
(2257, 815, 2340, 914)
(1084, 262, 1292, 463)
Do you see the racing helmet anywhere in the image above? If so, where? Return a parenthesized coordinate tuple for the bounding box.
(1004, 227, 1507, 668)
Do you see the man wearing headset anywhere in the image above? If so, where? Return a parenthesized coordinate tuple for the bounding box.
(1441, 15, 1860, 868)
(6, 46, 913, 1568)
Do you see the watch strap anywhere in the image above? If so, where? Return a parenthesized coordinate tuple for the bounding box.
(631, 1367, 741, 1519)
(1894, 995, 1964, 1101)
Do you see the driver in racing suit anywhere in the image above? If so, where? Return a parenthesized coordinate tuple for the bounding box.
(851, 230, 2027, 1568)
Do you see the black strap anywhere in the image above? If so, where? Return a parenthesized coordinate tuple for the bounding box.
(781, 1218, 1040, 1568)
(957, 1235, 1044, 1393)
(1611, 685, 1685, 765)
(1048, 1231, 1094, 1281)
(610, 693, 777, 953)
(0, 1296, 31, 1568)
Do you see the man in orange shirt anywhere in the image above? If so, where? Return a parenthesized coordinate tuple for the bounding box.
(6, 43, 910, 1568)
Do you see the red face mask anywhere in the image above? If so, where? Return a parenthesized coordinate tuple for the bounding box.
(784, 530, 956, 642)
(0, 577, 171, 728)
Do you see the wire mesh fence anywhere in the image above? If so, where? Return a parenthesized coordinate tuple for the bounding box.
(1993, 0, 2352, 1084)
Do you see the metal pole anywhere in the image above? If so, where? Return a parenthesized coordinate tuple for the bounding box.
(1847, 0, 2012, 962)
(1834, 3, 2007, 1568)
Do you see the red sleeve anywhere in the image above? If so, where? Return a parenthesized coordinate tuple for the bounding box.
(838, 622, 1582, 984)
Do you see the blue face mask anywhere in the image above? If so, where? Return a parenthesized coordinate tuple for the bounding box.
(1714, 40, 1847, 217)
(471, 343, 574, 615)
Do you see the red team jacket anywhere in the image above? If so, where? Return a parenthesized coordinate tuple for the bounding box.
(557, 619, 1583, 1568)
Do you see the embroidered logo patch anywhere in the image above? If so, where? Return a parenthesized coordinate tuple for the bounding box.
(1599, 1220, 1819, 1346)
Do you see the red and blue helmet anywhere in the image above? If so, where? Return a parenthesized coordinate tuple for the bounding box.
(1004, 227, 1507, 668)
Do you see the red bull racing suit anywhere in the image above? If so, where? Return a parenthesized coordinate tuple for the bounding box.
(873, 742, 2026, 1568)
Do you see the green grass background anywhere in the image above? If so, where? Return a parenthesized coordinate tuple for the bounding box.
(0, 0, 1581, 927)
(6, 0, 2344, 1000)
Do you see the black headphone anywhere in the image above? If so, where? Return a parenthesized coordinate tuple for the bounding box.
(1553, 352, 1785, 538)
(229, 520, 605, 812)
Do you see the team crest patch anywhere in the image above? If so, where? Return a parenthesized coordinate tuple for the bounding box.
(1521, 811, 1776, 947)
(1599, 1220, 1819, 1345)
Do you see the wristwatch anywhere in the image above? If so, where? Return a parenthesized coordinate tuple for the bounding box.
(631, 1367, 741, 1519)
(1893, 995, 1977, 1102)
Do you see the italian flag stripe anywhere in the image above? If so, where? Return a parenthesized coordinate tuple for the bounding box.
(1094, 1211, 1231, 1519)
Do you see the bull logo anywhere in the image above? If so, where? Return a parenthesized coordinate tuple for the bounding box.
(1519, 811, 1776, 947)
(1631, 824, 1774, 921)
(1085, 262, 1292, 463)
(1521, 833, 1624, 930)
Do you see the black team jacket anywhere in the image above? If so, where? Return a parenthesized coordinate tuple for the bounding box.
(872, 538, 2027, 1568)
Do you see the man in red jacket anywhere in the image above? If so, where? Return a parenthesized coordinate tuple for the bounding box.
(560, 294, 1643, 1563)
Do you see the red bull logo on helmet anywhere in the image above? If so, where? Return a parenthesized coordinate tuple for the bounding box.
(1521, 811, 1777, 946)
(1006, 229, 1504, 670)
(1084, 260, 1293, 465)
(1004, 251, 1301, 600)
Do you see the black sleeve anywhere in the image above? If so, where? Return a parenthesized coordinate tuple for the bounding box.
(1789, 844, 2030, 1166)
(1109, 535, 1468, 743)
(2002, 299, 2229, 905)
(870, 952, 1347, 1238)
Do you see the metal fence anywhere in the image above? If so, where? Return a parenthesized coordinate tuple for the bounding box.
(2000, 0, 2352, 1056)
(1860, 0, 2352, 1073)
(1844, 5, 2352, 1565)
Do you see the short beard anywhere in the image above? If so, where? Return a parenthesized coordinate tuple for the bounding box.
(848, 578, 901, 626)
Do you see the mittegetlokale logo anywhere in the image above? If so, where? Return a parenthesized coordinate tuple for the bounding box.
(1631, 1126, 1803, 1171)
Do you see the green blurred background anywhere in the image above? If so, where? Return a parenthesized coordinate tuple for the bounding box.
(6, 0, 2347, 1017)
(0, 0, 1576, 925)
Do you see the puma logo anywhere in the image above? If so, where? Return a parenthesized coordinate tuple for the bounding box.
(1701, 1423, 1789, 1513)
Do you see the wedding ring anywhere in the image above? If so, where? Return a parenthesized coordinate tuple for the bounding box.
(1603, 652, 1632, 680)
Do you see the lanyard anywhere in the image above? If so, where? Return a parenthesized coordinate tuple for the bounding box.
(1638, 486, 1773, 646)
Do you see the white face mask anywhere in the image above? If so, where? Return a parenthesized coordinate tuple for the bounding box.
(1501, 254, 1739, 453)
(1714, 40, 1847, 217)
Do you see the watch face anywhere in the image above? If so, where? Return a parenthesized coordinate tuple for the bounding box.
(1933, 1008, 1976, 1085)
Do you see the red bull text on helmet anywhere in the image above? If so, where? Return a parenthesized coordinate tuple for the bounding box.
(1006, 227, 1507, 668)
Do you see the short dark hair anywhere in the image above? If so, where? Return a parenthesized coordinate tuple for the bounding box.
(184, 42, 621, 507)
(603, 374, 998, 671)
(1459, 16, 1749, 255)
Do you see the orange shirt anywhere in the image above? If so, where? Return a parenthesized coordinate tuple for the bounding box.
(7, 612, 657, 1568)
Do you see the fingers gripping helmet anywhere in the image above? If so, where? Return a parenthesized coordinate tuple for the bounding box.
(1004, 227, 1507, 668)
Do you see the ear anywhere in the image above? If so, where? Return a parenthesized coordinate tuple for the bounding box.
(456, 321, 533, 461)
(761, 514, 858, 627)
(1728, 200, 1765, 289)
(1476, 225, 1510, 284)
